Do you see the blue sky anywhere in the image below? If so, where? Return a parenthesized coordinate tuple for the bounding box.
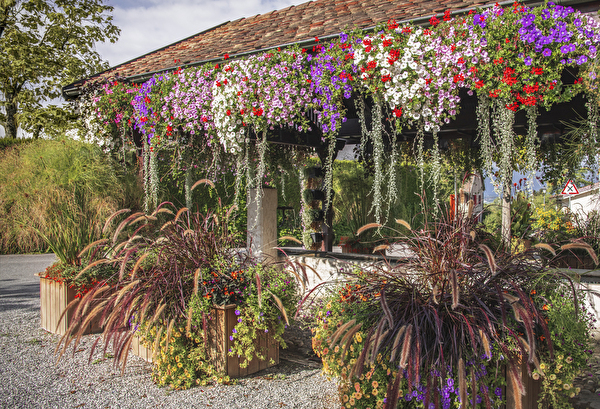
(98, 0, 307, 67)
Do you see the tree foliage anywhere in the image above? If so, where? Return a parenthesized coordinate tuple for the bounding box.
(0, 0, 119, 138)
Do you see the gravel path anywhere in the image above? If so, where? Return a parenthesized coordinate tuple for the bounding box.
(0, 254, 339, 409)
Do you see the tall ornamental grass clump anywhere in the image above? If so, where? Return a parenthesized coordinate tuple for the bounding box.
(56, 182, 302, 389)
(0, 139, 140, 258)
(309, 205, 597, 409)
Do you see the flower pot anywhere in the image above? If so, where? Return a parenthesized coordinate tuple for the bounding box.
(303, 189, 325, 202)
(37, 273, 103, 336)
(310, 232, 323, 243)
(131, 304, 279, 378)
(308, 209, 324, 222)
(304, 167, 324, 179)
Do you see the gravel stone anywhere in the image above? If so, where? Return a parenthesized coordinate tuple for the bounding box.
(0, 254, 339, 409)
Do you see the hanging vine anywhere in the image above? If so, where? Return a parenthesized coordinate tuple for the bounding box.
(431, 129, 442, 212)
(525, 105, 539, 196)
(477, 95, 493, 179)
(185, 165, 193, 209)
(323, 136, 336, 214)
(587, 95, 600, 180)
(250, 130, 269, 228)
(149, 147, 159, 212)
(355, 95, 370, 162)
(143, 142, 151, 213)
(369, 98, 385, 224)
(385, 122, 399, 224)
(493, 98, 516, 195)
(415, 123, 425, 196)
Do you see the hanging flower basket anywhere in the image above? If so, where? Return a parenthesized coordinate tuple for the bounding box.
(310, 232, 323, 243)
(304, 167, 324, 179)
(303, 189, 326, 202)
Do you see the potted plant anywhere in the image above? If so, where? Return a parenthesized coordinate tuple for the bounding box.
(304, 166, 324, 179)
(310, 232, 323, 244)
(39, 254, 117, 335)
(306, 209, 595, 409)
(303, 189, 326, 203)
(56, 187, 301, 390)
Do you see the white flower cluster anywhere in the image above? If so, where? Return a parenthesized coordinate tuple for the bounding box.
(211, 61, 250, 154)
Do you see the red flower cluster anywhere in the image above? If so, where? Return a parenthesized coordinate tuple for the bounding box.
(502, 67, 518, 86)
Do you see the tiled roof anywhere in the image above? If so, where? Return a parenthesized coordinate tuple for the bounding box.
(95, 0, 504, 81)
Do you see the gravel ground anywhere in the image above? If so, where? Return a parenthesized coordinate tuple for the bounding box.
(0, 254, 339, 409)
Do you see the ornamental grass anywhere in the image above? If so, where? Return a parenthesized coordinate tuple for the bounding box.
(55, 182, 302, 389)
(308, 204, 597, 409)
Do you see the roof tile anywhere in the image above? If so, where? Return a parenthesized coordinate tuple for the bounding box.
(100, 0, 537, 80)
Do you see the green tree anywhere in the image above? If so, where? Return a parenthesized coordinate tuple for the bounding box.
(0, 0, 119, 139)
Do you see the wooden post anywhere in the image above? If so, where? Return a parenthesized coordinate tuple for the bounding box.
(247, 188, 278, 259)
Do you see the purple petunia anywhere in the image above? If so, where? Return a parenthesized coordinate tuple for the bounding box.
(542, 48, 552, 57)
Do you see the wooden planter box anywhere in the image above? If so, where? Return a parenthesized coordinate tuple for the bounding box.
(38, 273, 103, 336)
(131, 304, 279, 378)
(504, 362, 542, 409)
(554, 255, 597, 270)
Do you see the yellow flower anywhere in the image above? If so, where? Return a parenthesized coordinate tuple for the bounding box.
(563, 383, 572, 390)
(349, 398, 355, 406)
(540, 363, 547, 370)
(343, 394, 349, 402)
(570, 392, 576, 398)
(356, 392, 362, 400)
(558, 355, 564, 360)
(576, 387, 581, 394)
(335, 346, 340, 353)
(532, 373, 540, 380)
(550, 374, 557, 381)
(566, 356, 573, 363)
(355, 333, 363, 343)
(177, 362, 183, 368)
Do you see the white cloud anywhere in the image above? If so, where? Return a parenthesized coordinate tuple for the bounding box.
(97, 0, 306, 67)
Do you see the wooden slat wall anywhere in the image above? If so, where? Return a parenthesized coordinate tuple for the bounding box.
(39, 275, 103, 336)
(39, 275, 69, 335)
(131, 335, 153, 363)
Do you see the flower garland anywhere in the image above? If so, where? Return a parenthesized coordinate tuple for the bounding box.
(80, 1, 600, 225)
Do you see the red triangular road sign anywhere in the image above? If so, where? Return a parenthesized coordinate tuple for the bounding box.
(562, 179, 579, 195)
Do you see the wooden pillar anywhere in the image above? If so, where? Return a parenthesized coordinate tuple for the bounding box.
(247, 188, 278, 259)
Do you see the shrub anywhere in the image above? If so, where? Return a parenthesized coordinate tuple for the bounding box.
(0, 139, 139, 256)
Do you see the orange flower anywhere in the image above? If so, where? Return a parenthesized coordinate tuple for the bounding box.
(542, 304, 549, 311)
